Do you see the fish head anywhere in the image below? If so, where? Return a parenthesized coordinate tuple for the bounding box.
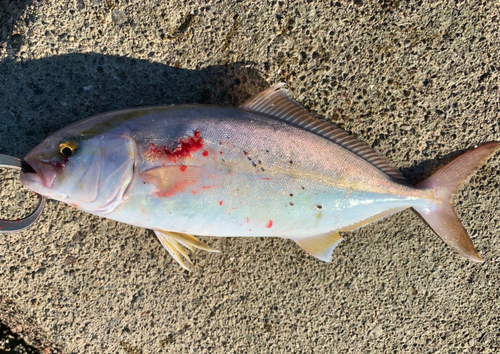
(20, 121, 135, 214)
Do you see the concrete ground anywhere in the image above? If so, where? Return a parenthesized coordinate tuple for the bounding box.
(0, 0, 499, 353)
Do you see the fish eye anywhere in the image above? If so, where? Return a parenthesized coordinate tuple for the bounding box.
(58, 138, 79, 158)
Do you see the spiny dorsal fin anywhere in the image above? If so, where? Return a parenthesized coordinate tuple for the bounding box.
(240, 83, 406, 183)
(154, 230, 219, 271)
(291, 232, 343, 262)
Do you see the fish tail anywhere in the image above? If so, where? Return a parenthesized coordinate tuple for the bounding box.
(413, 142, 500, 262)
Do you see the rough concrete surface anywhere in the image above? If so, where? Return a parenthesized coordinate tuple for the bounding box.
(0, 0, 499, 353)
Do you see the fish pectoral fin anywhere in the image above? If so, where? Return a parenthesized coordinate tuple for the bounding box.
(141, 166, 203, 195)
(154, 230, 220, 271)
(291, 232, 343, 262)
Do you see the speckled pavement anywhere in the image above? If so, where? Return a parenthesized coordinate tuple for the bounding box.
(0, 1, 499, 353)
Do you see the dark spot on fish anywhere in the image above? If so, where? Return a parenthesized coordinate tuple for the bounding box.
(301, 186, 305, 190)
(243, 151, 249, 156)
(289, 160, 293, 164)
(142, 181, 147, 185)
(315, 205, 323, 210)
(247, 156, 252, 161)
(260, 167, 265, 172)
(289, 193, 293, 197)
(252, 161, 257, 167)
(290, 202, 294, 206)
(265, 149, 269, 153)
(258, 160, 262, 164)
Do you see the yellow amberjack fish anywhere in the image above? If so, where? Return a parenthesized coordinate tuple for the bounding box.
(19, 84, 500, 270)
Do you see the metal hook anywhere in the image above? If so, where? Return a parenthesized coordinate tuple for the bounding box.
(0, 154, 46, 233)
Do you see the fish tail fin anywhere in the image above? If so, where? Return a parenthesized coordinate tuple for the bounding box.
(413, 142, 500, 262)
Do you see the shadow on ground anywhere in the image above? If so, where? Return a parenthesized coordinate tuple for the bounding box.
(0, 53, 268, 157)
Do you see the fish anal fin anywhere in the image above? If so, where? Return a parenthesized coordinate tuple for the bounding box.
(240, 83, 406, 183)
(340, 207, 407, 232)
(154, 230, 220, 271)
(292, 232, 343, 262)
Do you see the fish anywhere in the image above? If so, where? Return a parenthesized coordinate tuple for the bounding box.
(20, 83, 500, 270)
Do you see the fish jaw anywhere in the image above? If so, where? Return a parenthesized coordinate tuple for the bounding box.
(20, 169, 66, 201)
(21, 152, 67, 200)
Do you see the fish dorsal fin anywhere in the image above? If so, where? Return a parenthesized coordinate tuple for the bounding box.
(154, 230, 219, 271)
(291, 232, 343, 262)
(240, 84, 406, 183)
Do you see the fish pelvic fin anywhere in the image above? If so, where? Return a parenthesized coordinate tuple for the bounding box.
(292, 232, 343, 262)
(154, 230, 220, 271)
(413, 142, 500, 263)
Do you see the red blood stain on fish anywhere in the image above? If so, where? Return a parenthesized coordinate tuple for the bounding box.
(192, 190, 198, 195)
(146, 131, 204, 162)
(202, 150, 209, 157)
(260, 178, 272, 180)
(203, 186, 212, 190)
(157, 191, 174, 198)
(267, 220, 273, 228)
(219, 201, 223, 206)
(147, 144, 164, 160)
(180, 165, 187, 172)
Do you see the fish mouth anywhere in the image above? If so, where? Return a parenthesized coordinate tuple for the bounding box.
(21, 160, 36, 174)
(20, 158, 58, 191)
